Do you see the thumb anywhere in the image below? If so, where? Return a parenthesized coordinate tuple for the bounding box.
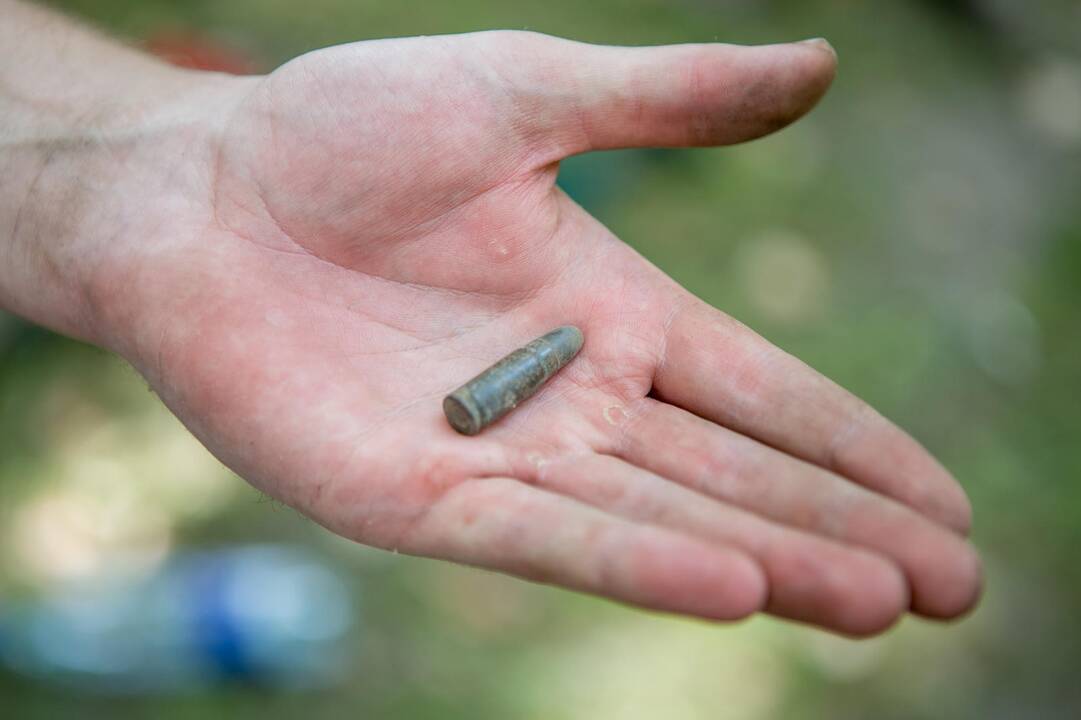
(494, 32, 837, 156)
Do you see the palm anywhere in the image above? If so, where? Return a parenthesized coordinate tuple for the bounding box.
(132, 32, 980, 635)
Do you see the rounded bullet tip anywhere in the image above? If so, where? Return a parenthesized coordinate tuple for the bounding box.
(551, 325, 584, 355)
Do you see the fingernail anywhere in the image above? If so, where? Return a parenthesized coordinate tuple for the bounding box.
(798, 37, 836, 55)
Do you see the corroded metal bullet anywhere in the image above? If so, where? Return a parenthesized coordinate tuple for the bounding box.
(443, 326, 584, 435)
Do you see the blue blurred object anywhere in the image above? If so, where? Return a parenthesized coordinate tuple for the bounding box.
(0, 545, 354, 694)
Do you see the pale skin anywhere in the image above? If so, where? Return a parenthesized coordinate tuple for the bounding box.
(1, 1, 981, 636)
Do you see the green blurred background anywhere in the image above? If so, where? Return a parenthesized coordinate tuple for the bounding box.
(2, 0, 1080, 717)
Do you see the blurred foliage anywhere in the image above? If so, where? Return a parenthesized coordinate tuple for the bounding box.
(2, 0, 1080, 717)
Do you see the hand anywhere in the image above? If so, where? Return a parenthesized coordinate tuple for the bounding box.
(60, 31, 980, 635)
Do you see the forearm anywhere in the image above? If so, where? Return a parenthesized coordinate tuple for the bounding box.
(0, 0, 238, 345)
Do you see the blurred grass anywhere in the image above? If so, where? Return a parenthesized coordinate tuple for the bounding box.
(3, 0, 1081, 717)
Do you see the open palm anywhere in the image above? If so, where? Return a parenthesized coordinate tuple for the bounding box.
(111, 31, 979, 635)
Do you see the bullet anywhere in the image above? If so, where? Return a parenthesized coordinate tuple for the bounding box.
(443, 326, 584, 435)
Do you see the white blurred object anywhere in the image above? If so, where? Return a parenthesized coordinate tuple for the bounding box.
(528, 617, 782, 720)
(735, 229, 831, 325)
(801, 630, 890, 681)
(7, 397, 238, 586)
(963, 292, 1042, 387)
(10, 485, 172, 584)
(1017, 57, 1081, 147)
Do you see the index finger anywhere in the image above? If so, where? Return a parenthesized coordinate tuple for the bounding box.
(652, 297, 972, 534)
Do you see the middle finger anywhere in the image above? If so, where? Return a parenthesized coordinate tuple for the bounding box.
(607, 397, 982, 619)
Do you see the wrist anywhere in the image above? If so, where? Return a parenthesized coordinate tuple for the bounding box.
(0, 64, 257, 349)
